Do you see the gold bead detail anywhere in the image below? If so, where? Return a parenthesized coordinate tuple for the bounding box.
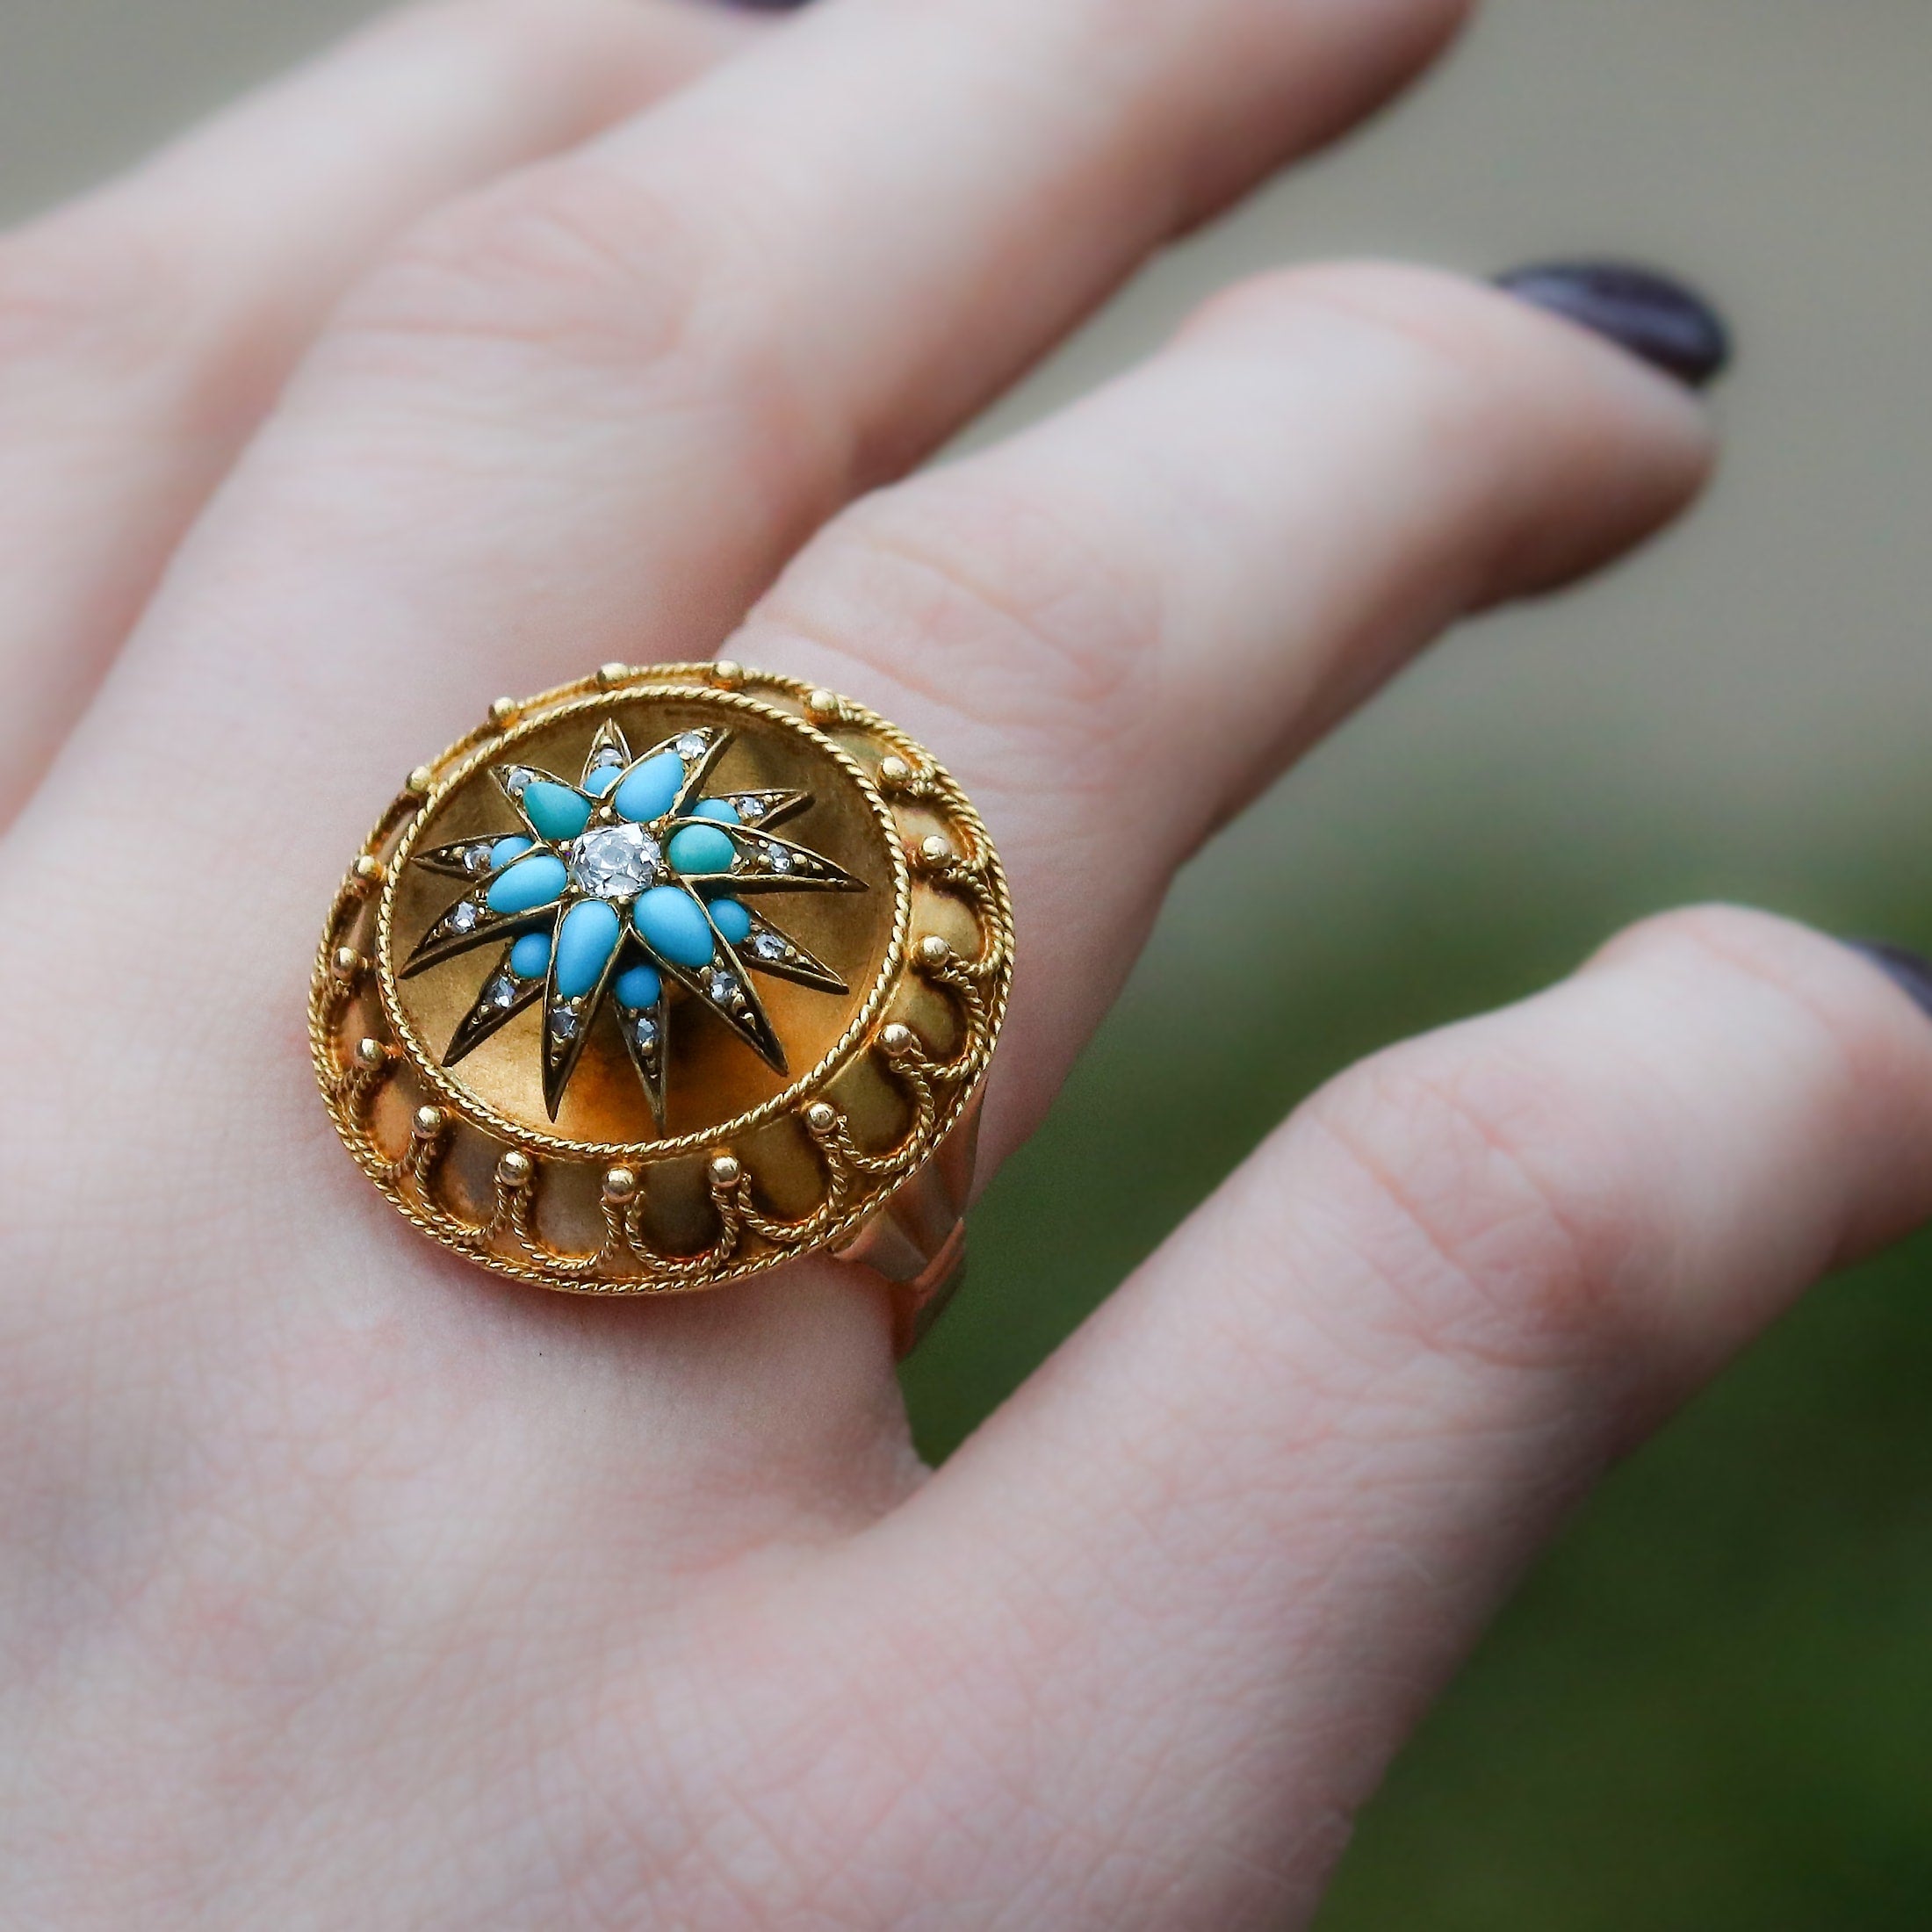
(497, 1150, 533, 1187)
(880, 1023, 915, 1057)
(804, 688, 840, 724)
(596, 661, 631, 690)
(876, 755, 911, 790)
(413, 1105, 445, 1138)
(352, 1037, 388, 1071)
(488, 696, 520, 729)
(712, 660, 745, 688)
(806, 1101, 837, 1133)
(919, 834, 953, 867)
(351, 854, 386, 888)
(710, 1154, 742, 1190)
(407, 765, 435, 797)
(916, 934, 951, 970)
(602, 1165, 638, 1203)
(330, 946, 364, 981)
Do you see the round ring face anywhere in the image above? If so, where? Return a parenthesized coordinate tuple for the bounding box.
(381, 689, 905, 1151)
(312, 667, 1013, 1297)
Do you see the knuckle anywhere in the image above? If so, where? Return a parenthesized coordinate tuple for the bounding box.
(327, 157, 720, 377)
(1301, 1035, 1640, 1377)
(752, 475, 1164, 772)
(320, 157, 838, 508)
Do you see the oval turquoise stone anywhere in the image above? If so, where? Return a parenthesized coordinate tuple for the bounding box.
(509, 931, 552, 979)
(554, 900, 621, 998)
(613, 962, 662, 1011)
(633, 887, 713, 969)
(710, 898, 752, 945)
(584, 764, 623, 797)
(486, 853, 566, 914)
(668, 823, 735, 876)
(490, 834, 534, 869)
(522, 781, 592, 842)
(693, 798, 741, 826)
(613, 753, 684, 825)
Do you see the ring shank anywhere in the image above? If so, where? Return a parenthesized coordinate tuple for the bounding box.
(836, 1091, 983, 1357)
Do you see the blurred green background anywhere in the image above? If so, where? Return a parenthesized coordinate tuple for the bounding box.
(11, 1, 1932, 1921)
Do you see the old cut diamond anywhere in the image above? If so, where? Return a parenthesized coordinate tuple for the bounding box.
(568, 823, 660, 900)
(448, 901, 479, 934)
(751, 931, 785, 961)
(674, 732, 707, 760)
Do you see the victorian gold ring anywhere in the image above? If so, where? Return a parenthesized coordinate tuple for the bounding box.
(311, 662, 1013, 1354)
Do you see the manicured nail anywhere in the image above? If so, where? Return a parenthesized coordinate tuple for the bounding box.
(1845, 941, 1932, 1022)
(1495, 260, 1733, 391)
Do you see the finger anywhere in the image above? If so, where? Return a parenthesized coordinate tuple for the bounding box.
(12, 264, 1704, 1318)
(869, 912, 1932, 1927)
(0, 261, 1707, 1512)
(737, 263, 1714, 1162)
(69, 0, 1472, 823)
(0, 0, 756, 824)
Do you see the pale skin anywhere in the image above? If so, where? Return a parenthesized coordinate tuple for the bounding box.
(1, 0, 1927, 1924)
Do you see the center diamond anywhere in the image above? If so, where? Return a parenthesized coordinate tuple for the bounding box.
(568, 823, 660, 900)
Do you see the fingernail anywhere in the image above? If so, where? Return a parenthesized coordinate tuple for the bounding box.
(1845, 941, 1932, 1022)
(1495, 260, 1733, 391)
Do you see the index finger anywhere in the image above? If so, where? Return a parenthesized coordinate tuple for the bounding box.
(0, 0, 758, 825)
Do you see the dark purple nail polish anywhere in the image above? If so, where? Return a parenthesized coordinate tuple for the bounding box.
(1845, 941, 1932, 1023)
(1496, 260, 1733, 391)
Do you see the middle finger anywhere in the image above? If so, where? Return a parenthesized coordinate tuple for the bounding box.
(45, 0, 1472, 861)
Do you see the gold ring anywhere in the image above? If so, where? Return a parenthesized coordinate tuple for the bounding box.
(311, 663, 1013, 1354)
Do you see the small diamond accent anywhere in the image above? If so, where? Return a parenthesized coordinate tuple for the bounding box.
(674, 732, 707, 760)
(751, 932, 785, 961)
(502, 767, 535, 796)
(738, 797, 766, 821)
(708, 970, 736, 1002)
(465, 844, 494, 873)
(484, 975, 515, 1009)
(631, 1016, 658, 1049)
(449, 902, 479, 933)
(765, 845, 791, 873)
(551, 1010, 579, 1040)
(568, 823, 660, 900)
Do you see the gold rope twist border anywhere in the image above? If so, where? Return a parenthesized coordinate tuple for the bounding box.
(310, 663, 1013, 1296)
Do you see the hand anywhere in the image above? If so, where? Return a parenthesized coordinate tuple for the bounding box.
(4, 1, 1926, 1925)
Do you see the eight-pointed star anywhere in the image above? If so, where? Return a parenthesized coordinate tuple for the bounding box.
(402, 717, 864, 1126)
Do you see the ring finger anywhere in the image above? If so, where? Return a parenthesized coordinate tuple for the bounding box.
(738, 261, 1715, 1162)
(8, 253, 1712, 1333)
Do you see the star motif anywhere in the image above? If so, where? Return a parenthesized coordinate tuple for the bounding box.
(402, 717, 864, 1125)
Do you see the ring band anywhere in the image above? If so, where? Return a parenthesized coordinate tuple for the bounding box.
(311, 662, 1013, 1352)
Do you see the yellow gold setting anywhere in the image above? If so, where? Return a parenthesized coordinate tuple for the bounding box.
(312, 664, 1012, 1339)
